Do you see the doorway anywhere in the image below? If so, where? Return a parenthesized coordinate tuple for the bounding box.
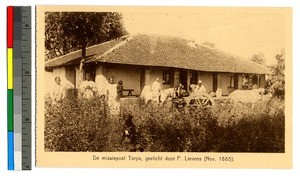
(213, 73, 218, 92)
(234, 74, 239, 89)
(190, 70, 198, 85)
(180, 70, 188, 90)
(65, 66, 76, 87)
(140, 68, 145, 92)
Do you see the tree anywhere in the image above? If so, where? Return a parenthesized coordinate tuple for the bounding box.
(45, 12, 67, 60)
(250, 52, 266, 65)
(266, 50, 285, 99)
(45, 12, 127, 61)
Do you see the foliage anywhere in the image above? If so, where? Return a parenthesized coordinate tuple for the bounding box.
(45, 12, 127, 60)
(45, 89, 110, 151)
(120, 97, 284, 153)
(45, 93, 285, 152)
(138, 106, 219, 152)
(267, 50, 285, 99)
(250, 52, 266, 65)
(215, 110, 284, 152)
(211, 96, 284, 152)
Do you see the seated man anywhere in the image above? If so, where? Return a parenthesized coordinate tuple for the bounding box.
(195, 80, 206, 93)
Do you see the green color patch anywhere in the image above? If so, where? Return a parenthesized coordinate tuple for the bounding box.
(7, 89, 13, 131)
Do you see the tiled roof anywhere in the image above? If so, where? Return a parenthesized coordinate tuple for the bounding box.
(47, 34, 270, 74)
(45, 38, 123, 67)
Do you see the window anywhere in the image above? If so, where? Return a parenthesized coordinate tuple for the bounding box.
(229, 73, 239, 89)
(84, 64, 96, 82)
(229, 74, 234, 87)
(162, 70, 170, 84)
(190, 71, 198, 85)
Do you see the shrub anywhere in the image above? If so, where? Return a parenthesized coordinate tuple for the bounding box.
(45, 89, 110, 151)
(122, 98, 285, 153)
(215, 110, 284, 152)
(135, 105, 219, 152)
(45, 90, 285, 153)
(266, 50, 285, 99)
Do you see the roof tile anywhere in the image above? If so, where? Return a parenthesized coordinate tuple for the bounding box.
(47, 34, 270, 74)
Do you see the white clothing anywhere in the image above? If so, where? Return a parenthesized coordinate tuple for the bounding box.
(78, 80, 97, 99)
(106, 83, 120, 116)
(195, 85, 206, 93)
(52, 84, 65, 102)
(151, 80, 161, 102)
(151, 80, 161, 93)
(95, 75, 108, 96)
(106, 83, 118, 99)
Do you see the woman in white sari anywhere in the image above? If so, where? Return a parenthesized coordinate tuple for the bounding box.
(106, 77, 120, 116)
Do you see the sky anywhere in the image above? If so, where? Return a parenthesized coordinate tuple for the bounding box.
(121, 7, 290, 65)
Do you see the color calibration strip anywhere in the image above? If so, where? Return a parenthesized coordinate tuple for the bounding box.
(7, 6, 31, 171)
(7, 6, 14, 170)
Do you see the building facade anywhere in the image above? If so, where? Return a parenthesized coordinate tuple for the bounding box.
(45, 34, 269, 96)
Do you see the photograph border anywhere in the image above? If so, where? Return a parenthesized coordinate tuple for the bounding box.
(36, 5, 292, 168)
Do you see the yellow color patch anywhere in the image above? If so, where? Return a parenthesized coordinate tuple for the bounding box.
(7, 48, 13, 89)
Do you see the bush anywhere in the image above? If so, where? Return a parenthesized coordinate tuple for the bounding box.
(266, 50, 285, 99)
(45, 90, 285, 153)
(129, 100, 284, 153)
(214, 110, 285, 152)
(135, 105, 219, 152)
(45, 89, 110, 151)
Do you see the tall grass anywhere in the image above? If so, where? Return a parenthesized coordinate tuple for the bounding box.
(45, 89, 110, 151)
(45, 90, 285, 152)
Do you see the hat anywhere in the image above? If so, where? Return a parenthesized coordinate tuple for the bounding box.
(198, 80, 203, 84)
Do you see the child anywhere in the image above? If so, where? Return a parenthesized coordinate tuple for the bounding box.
(120, 113, 144, 152)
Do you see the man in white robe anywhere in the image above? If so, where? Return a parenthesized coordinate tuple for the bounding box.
(195, 80, 206, 93)
(106, 77, 120, 116)
(151, 77, 162, 103)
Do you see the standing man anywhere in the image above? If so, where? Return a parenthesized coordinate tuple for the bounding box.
(106, 77, 120, 116)
(195, 80, 206, 93)
(151, 77, 162, 103)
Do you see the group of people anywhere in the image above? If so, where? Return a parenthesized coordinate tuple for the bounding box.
(150, 77, 206, 103)
(242, 76, 258, 90)
(173, 80, 206, 98)
(50, 74, 207, 111)
(50, 73, 124, 115)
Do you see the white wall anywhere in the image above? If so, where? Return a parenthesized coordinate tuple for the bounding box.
(219, 73, 232, 96)
(198, 72, 232, 95)
(149, 67, 172, 90)
(102, 64, 141, 95)
(44, 67, 74, 95)
(198, 72, 213, 93)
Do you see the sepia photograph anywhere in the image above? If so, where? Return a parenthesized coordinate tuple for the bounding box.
(36, 6, 292, 168)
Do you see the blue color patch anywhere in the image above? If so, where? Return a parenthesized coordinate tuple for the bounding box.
(8, 132, 14, 170)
